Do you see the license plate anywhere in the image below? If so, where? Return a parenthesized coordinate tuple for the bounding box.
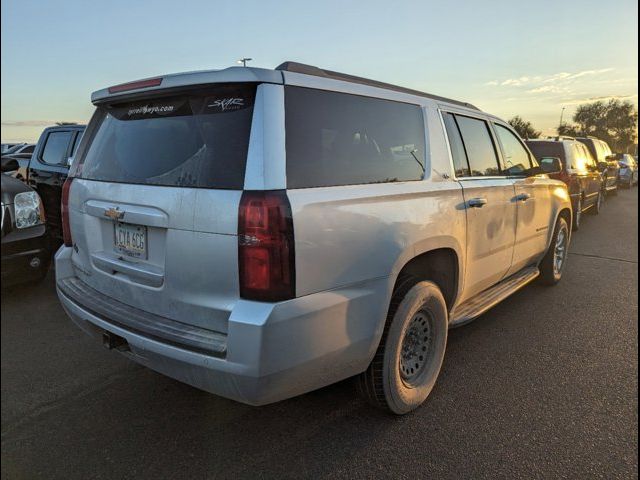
(114, 222, 147, 259)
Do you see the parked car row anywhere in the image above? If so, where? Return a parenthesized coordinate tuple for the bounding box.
(1, 62, 636, 415)
(525, 136, 637, 231)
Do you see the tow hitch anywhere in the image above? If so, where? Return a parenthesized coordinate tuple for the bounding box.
(102, 331, 130, 352)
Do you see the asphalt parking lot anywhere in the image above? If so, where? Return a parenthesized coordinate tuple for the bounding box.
(1, 188, 638, 480)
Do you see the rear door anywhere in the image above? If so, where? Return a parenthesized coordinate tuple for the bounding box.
(69, 84, 257, 334)
(442, 112, 516, 298)
(28, 128, 78, 243)
(576, 143, 601, 205)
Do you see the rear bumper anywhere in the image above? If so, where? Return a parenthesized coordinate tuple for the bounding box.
(55, 246, 389, 405)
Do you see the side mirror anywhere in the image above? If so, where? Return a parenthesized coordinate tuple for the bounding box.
(539, 157, 562, 175)
(1, 157, 19, 172)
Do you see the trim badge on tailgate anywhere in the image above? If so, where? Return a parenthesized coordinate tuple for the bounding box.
(104, 207, 125, 221)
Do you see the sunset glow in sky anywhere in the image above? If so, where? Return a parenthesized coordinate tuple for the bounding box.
(1, 0, 637, 142)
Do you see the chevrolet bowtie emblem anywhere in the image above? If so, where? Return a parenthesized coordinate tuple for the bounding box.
(104, 207, 124, 220)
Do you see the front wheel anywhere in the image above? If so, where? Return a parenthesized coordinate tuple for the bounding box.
(539, 216, 570, 286)
(357, 279, 448, 415)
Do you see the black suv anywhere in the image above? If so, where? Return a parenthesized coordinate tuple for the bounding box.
(26, 124, 85, 249)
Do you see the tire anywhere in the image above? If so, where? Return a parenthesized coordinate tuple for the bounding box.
(588, 192, 602, 215)
(538, 216, 570, 286)
(357, 277, 448, 415)
(572, 197, 582, 231)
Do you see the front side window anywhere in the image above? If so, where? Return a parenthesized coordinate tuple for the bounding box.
(455, 115, 501, 176)
(494, 124, 532, 175)
(285, 87, 426, 188)
(41, 131, 73, 165)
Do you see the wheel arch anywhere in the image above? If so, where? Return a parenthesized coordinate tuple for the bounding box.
(391, 246, 461, 312)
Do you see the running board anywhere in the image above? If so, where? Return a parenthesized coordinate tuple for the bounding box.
(449, 266, 540, 328)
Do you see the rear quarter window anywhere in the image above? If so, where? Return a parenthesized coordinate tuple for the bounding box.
(285, 87, 426, 188)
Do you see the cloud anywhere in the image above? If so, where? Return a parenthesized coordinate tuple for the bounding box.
(485, 68, 615, 91)
(560, 93, 638, 105)
(501, 76, 531, 86)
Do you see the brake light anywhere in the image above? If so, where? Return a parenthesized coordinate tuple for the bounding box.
(61, 178, 73, 247)
(238, 191, 295, 302)
(108, 77, 163, 94)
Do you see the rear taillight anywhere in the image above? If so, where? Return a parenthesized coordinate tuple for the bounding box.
(61, 178, 73, 247)
(238, 190, 295, 302)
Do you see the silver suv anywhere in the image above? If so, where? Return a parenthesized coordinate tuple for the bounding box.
(56, 62, 572, 414)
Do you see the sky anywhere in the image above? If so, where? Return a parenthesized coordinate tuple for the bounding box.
(1, 0, 638, 142)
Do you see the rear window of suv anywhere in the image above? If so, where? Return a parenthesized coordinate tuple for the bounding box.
(526, 141, 566, 167)
(285, 87, 426, 188)
(77, 84, 256, 189)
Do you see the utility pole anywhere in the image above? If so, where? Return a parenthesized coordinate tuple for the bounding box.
(237, 58, 252, 67)
(559, 107, 566, 128)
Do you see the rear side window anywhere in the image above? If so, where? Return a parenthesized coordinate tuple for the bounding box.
(442, 112, 470, 177)
(494, 124, 532, 175)
(71, 131, 83, 157)
(21, 145, 35, 154)
(455, 116, 500, 176)
(41, 131, 73, 165)
(78, 84, 256, 189)
(285, 87, 426, 188)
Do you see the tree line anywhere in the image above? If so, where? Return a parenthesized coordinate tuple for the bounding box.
(507, 99, 638, 153)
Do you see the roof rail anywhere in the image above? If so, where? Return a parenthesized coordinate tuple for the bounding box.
(275, 61, 480, 111)
(546, 135, 576, 141)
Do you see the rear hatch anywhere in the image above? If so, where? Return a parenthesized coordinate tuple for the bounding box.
(68, 84, 256, 334)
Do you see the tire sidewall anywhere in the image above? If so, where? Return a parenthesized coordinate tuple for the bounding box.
(382, 281, 448, 414)
(552, 217, 570, 282)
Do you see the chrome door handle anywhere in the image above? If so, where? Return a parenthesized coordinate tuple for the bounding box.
(515, 193, 531, 202)
(468, 198, 488, 208)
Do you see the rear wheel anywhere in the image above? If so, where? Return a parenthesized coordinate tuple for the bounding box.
(539, 216, 570, 286)
(357, 278, 448, 415)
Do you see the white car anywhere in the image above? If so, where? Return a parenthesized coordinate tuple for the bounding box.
(55, 61, 572, 414)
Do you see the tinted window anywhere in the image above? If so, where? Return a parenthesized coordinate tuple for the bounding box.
(525, 141, 565, 166)
(78, 85, 256, 189)
(285, 87, 426, 188)
(455, 116, 500, 176)
(494, 124, 532, 175)
(443, 112, 470, 177)
(21, 145, 35, 154)
(41, 131, 73, 165)
(71, 132, 83, 157)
